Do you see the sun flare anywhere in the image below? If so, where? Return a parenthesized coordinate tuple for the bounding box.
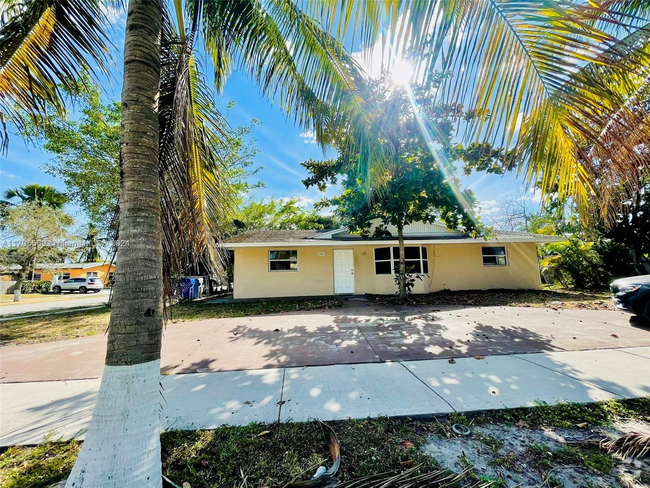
(391, 58, 414, 86)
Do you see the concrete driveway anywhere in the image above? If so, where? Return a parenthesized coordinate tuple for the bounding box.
(0, 289, 111, 317)
(2, 301, 649, 383)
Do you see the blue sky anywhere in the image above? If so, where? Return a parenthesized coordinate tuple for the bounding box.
(0, 8, 538, 228)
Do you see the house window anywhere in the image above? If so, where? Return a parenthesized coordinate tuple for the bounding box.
(32, 273, 41, 281)
(374, 247, 429, 275)
(108, 272, 115, 282)
(62, 272, 71, 280)
(482, 246, 508, 266)
(86, 271, 98, 278)
(269, 250, 298, 271)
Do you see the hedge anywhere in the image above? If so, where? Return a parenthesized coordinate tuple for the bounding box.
(20, 280, 52, 294)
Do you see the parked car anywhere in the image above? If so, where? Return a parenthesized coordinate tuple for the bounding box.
(52, 278, 104, 294)
(610, 274, 650, 321)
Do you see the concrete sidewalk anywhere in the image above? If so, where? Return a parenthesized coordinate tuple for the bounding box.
(2, 346, 649, 447)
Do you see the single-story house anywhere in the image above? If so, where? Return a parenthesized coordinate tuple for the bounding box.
(2, 262, 115, 284)
(224, 220, 564, 299)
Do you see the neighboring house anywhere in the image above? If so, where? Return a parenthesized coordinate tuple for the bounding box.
(25, 263, 115, 284)
(224, 220, 564, 299)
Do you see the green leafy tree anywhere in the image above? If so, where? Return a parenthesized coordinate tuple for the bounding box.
(304, 77, 488, 301)
(590, 177, 650, 277)
(2, 184, 69, 209)
(25, 86, 121, 227)
(23, 85, 263, 230)
(0, 201, 76, 300)
(237, 197, 337, 232)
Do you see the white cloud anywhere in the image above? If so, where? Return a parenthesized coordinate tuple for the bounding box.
(526, 187, 543, 204)
(294, 196, 315, 208)
(267, 156, 303, 178)
(478, 199, 500, 216)
(0, 170, 17, 179)
(279, 195, 315, 208)
(515, 112, 525, 131)
(299, 130, 317, 144)
(101, 4, 126, 26)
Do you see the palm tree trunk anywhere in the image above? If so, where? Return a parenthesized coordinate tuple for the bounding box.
(13, 272, 23, 302)
(66, 0, 163, 485)
(397, 222, 406, 302)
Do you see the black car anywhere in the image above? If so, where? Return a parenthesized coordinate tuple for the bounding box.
(610, 274, 650, 321)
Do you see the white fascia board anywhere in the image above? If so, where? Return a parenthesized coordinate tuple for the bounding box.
(225, 235, 565, 249)
(309, 228, 347, 239)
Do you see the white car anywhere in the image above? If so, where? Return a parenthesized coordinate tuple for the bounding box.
(52, 278, 104, 294)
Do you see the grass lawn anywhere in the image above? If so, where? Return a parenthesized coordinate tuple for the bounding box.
(0, 293, 103, 305)
(0, 298, 344, 346)
(1, 399, 648, 488)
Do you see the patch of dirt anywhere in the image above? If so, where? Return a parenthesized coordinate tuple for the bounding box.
(422, 420, 650, 487)
(373, 288, 615, 311)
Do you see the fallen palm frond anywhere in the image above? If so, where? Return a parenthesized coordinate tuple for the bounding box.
(279, 421, 492, 488)
(285, 421, 340, 487)
(336, 465, 485, 487)
(570, 431, 650, 459)
(600, 432, 650, 459)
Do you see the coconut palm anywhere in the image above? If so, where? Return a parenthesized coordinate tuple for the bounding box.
(78, 223, 105, 262)
(3, 0, 367, 485)
(3, 183, 69, 208)
(3, 1, 650, 486)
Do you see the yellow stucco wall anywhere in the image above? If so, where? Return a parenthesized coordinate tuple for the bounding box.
(33, 264, 115, 283)
(425, 242, 542, 291)
(233, 242, 542, 299)
(234, 247, 335, 299)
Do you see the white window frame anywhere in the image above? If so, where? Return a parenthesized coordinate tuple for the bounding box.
(269, 250, 299, 272)
(32, 273, 42, 281)
(373, 246, 429, 275)
(108, 272, 115, 281)
(482, 246, 508, 266)
(62, 272, 71, 280)
(86, 271, 98, 278)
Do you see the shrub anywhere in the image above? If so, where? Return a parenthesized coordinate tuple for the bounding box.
(20, 281, 33, 294)
(541, 238, 608, 289)
(20, 280, 52, 294)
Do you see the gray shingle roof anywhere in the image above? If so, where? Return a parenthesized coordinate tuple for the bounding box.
(225, 228, 558, 244)
(225, 230, 318, 243)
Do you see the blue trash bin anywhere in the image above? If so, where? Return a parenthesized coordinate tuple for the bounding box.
(181, 278, 196, 300)
(192, 278, 201, 299)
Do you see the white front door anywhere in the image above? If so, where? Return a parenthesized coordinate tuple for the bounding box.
(333, 249, 355, 294)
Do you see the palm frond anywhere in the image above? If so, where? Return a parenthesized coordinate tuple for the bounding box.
(600, 431, 650, 459)
(200, 0, 385, 181)
(158, 7, 232, 296)
(519, 24, 650, 219)
(306, 0, 650, 217)
(0, 0, 111, 150)
(574, 431, 650, 459)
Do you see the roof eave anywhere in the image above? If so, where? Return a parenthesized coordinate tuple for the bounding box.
(225, 235, 565, 248)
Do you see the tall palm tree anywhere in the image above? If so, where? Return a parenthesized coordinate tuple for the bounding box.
(3, 0, 368, 485)
(78, 222, 104, 262)
(2, 1, 650, 486)
(3, 183, 68, 208)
